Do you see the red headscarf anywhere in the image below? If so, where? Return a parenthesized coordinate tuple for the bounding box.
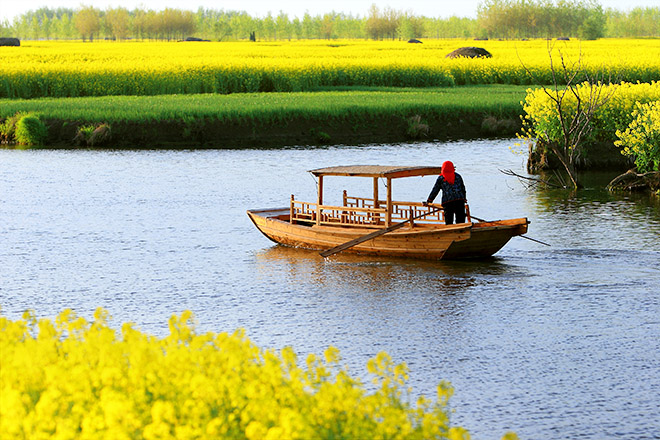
(441, 161, 455, 185)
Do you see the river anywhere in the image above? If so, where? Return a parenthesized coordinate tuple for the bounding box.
(1, 139, 659, 439)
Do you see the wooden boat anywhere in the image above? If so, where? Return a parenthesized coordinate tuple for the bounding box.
(247, 165, 530, 260)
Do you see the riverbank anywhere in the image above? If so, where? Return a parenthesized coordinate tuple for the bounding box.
(42, 111, 522, 148)
(1, 85, 632, 172)
(1, 86, 526, 148)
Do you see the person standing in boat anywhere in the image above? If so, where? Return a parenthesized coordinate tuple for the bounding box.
(423, 161, 467, 224)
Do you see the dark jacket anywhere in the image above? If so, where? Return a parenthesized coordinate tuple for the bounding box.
(427, 173, 466, 204)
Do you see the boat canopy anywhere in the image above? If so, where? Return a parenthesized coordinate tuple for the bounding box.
(309, 165, 442, 179)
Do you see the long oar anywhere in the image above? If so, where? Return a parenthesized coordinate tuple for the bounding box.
(320, 207, 443, 258)
(471, 214, 551, 247)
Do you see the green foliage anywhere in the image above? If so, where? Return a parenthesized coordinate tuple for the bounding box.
(73, 123, 112, 147)
(1, 112, 47, 145)
(77, 124, 96, 138)
(0, 113, 23, 142)
(311, 128, 331, 143)
(579, 5, 607, 40)
(615, 101, 660, 172)
(74, 6, 101, 41)
(478, 0, 608, 39)
(606, 7, 660, 38)
(14, 113, 47, 146)
(407, 114, 430, 139)
(5, 4, 659, 41)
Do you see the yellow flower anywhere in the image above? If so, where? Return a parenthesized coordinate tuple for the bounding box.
(0, 308, 498, 439)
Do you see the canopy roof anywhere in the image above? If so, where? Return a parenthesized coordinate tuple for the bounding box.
(309, 165, 442, 179)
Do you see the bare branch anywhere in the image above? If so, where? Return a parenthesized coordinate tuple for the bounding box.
(500, 169, 565, 189)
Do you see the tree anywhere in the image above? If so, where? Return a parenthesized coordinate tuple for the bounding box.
(259, 13, 274, 40)
(366, 4, 384, 39)
(397, 14, 425, 40)
(30, 16, 41, 40)
(213, 15, 232, 41)
(320, 13, 335, 39)
(74, 6, 101, 41)
(54, 13, 77, 40)
(41, 15, 53, 39)
(131, 9, 147, 40)
(579, 6, 605, 40)
(477, 0, 609, 39)
(520, 43, 617, 188)
(276, 12, 292, 40)
(291, 18, 303, 39)
(381, 7, 402, 39)
(159, 9, 195, 41)
(333, 13, 365, 39)
(301, 13, 319, 39)
(105, 8, 130, 40)
(229, 13, 254, 40)
(0, 19, 9, 36)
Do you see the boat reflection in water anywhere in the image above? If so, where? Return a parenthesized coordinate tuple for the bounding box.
(253, 243, 522, 296)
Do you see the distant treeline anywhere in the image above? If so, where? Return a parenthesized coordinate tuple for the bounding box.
(1, 1, 658, 41)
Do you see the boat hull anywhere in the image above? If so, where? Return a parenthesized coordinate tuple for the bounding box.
(247, 208, 529, 260)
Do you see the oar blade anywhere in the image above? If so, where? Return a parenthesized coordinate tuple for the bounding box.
(320, 225, 402, 257)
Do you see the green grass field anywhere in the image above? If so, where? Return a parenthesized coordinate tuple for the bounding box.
(0, 85, 527, 123)
(0, 85, 528, 147)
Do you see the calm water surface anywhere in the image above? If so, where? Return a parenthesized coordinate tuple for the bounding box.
(1, 140, 659, 439)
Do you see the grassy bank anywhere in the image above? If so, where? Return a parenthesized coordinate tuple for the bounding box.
(0, 86, 527, 148)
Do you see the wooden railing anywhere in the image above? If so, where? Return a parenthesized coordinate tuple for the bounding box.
(345, 194, 447, 224)
(291, 198, 386, 227)
(290, 193, 465, 228)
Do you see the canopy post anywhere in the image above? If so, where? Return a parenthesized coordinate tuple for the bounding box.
(373, 177, 380, 224)
(386, 177, 392, 227)
(316, 175, 323, 226)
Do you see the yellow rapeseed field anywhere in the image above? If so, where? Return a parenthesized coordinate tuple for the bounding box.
(0, 308, 481, 440)
(1, 39, 659, 98)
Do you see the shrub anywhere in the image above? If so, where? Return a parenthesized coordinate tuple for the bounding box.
(0, 113, 24, 143)
(14, 113, 47, 146)
(73, 123, 112, 147)
(407, 114, 430, 139)
(521, 81, 660, 147)
(615, 100, 660, 173)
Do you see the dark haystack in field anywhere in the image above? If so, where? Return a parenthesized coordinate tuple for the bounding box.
(408, 39, 422, 43)
(445, 47, 492, 59)
(0, 38, 20, 46)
